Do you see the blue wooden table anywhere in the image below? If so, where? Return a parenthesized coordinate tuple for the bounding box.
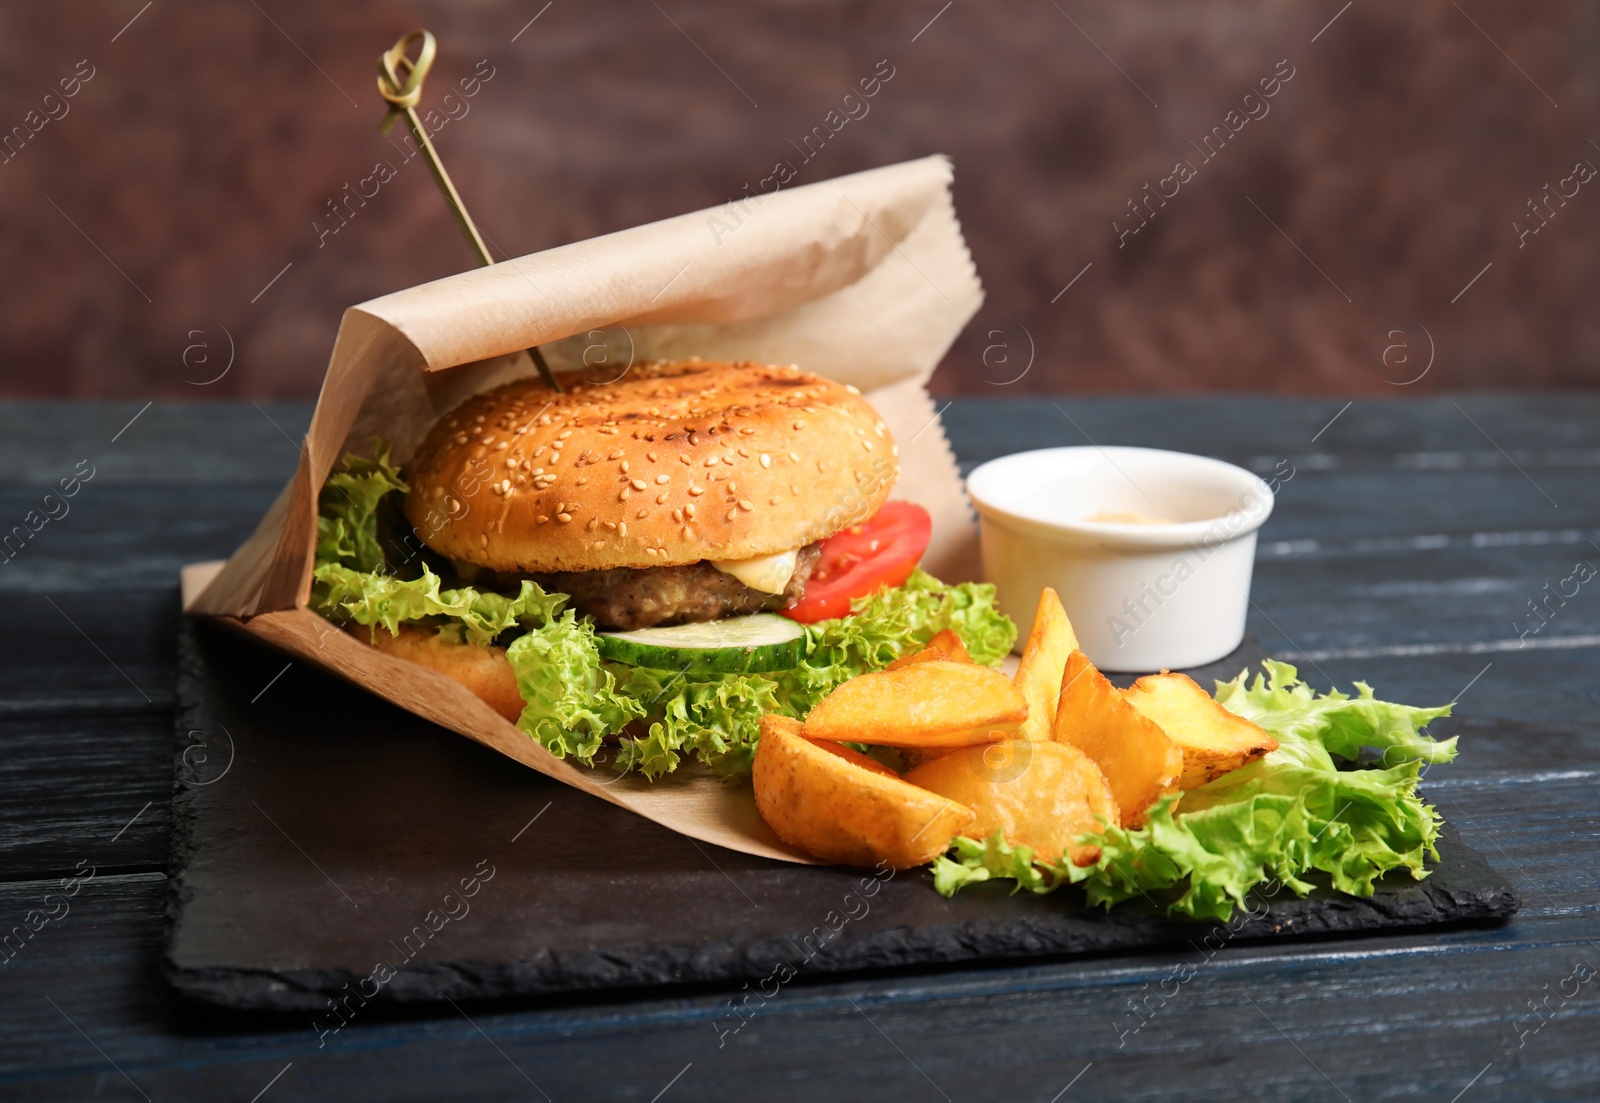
(1, 396, 1595, 1101)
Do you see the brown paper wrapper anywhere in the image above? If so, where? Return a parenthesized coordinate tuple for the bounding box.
(185, 156, 983, 861)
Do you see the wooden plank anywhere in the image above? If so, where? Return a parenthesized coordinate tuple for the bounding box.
(943, 395, 1600, 466)
(0, 589, 178, 715)
(0, 482, 286, 592)
(0, 403, 311, 483)
(0, 713, 171, 877)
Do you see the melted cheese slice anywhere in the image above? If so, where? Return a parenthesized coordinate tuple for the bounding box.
(711, 549, 799, 595)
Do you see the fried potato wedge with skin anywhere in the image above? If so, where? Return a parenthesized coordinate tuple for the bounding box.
(885, 628, 973, 671)
(924, 628, 973, 663)
(753, 715, 974, 867)
(905, 740, 1118, 866)
(1013, 587, 1080, 741)
(1052, 650, 1183, 828)
(359, 624, 524, 722)
(1123, 672, 1279, 787)
(803, 661, 1026, 748)
(809, 738, 901, 779)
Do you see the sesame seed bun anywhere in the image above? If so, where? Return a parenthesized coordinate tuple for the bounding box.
(403, 360, 899, 573)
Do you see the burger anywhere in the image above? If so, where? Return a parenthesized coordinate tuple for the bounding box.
(402, 359, 896, 630)
(312, 359, 1014, 778)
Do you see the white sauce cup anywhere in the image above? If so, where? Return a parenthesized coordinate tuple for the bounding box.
(966, 446, 1273, 672)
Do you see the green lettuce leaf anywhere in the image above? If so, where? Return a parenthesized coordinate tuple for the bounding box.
(312, 562, 567, 647)
(503, 613, 646, 763)
(608, 571, 1018, 780)
(315, 441, 407, 572)
(932, 662, 1455, 919)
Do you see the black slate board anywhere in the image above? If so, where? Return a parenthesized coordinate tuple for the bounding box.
(165, 618, 1518, 1013)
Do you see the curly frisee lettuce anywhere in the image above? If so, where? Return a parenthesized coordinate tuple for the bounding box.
(933, 661, 1456, 919)
(309, 445, 1017, 778)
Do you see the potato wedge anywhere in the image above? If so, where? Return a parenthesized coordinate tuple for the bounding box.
(1013, 587, 1080, 741)
(360, 624, 524, 722)
(1123, 672, 1279, 787)
(809, 738, 901, 779)
(885, 628, 973, 671)
(753, 715, 974, 867)
(804, 661, 1026, 748)
(1052, 650, 1182, 828)
(905, 740, 1117, 866)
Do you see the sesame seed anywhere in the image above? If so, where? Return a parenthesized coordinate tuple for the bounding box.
(726, 508, 738, 522)
(609, 450, 624, 460)
(672, 508, 683, 522)
(646, 547, 658, 557)
(620, 461, 629, 474)
(737, 447, 749, 458)
(688, 485, 704, 496)
(630, 478, 648, 491)
(861, 441, 873, 451)
(790, 486, 798, 495)
(619, 489, 630, 501)
(647, 451, 658, 462)
(845, 384, 861, 395)
(770, 496, 779, 505)
(684, 503, 696, 518)
(618, 522, 628, 537)
(586, 517, 599, 531)
(593, 540, 606, 550)
(575, 476, 589, 485)
(558, 430, 572, 439)
(679, 455, 691, 465)
(637, 508, 648, 518)
(656, 490, 670, 504)
(793, 420, 804, 430)
(788, 452, 799, 463)
(480, 535, 488, 547)
(557, 513, 573, 523)
(482, 437, 495, 446)
(817, 460, 826, 471)
(738, 499, 753, 511)
(704, 456, 718, 467)
(655, 474, 670, 484)
(759, 453, 771, 468)
(497, 441, 509, 450)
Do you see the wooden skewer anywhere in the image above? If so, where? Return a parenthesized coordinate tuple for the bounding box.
(377, 29, 561, 393)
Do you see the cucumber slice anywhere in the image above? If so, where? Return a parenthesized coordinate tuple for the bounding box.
(598, 613, 807, 675)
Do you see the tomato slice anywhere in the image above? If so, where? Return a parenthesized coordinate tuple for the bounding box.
(781, 502, 933, 624)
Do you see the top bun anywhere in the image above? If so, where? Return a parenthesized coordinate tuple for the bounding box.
(404, 360, 899, 573)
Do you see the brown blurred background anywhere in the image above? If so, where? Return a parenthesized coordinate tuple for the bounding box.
(1, 1, 1596, 398)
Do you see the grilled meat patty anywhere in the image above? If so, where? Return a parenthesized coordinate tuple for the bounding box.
(534, 543, 821, 630)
